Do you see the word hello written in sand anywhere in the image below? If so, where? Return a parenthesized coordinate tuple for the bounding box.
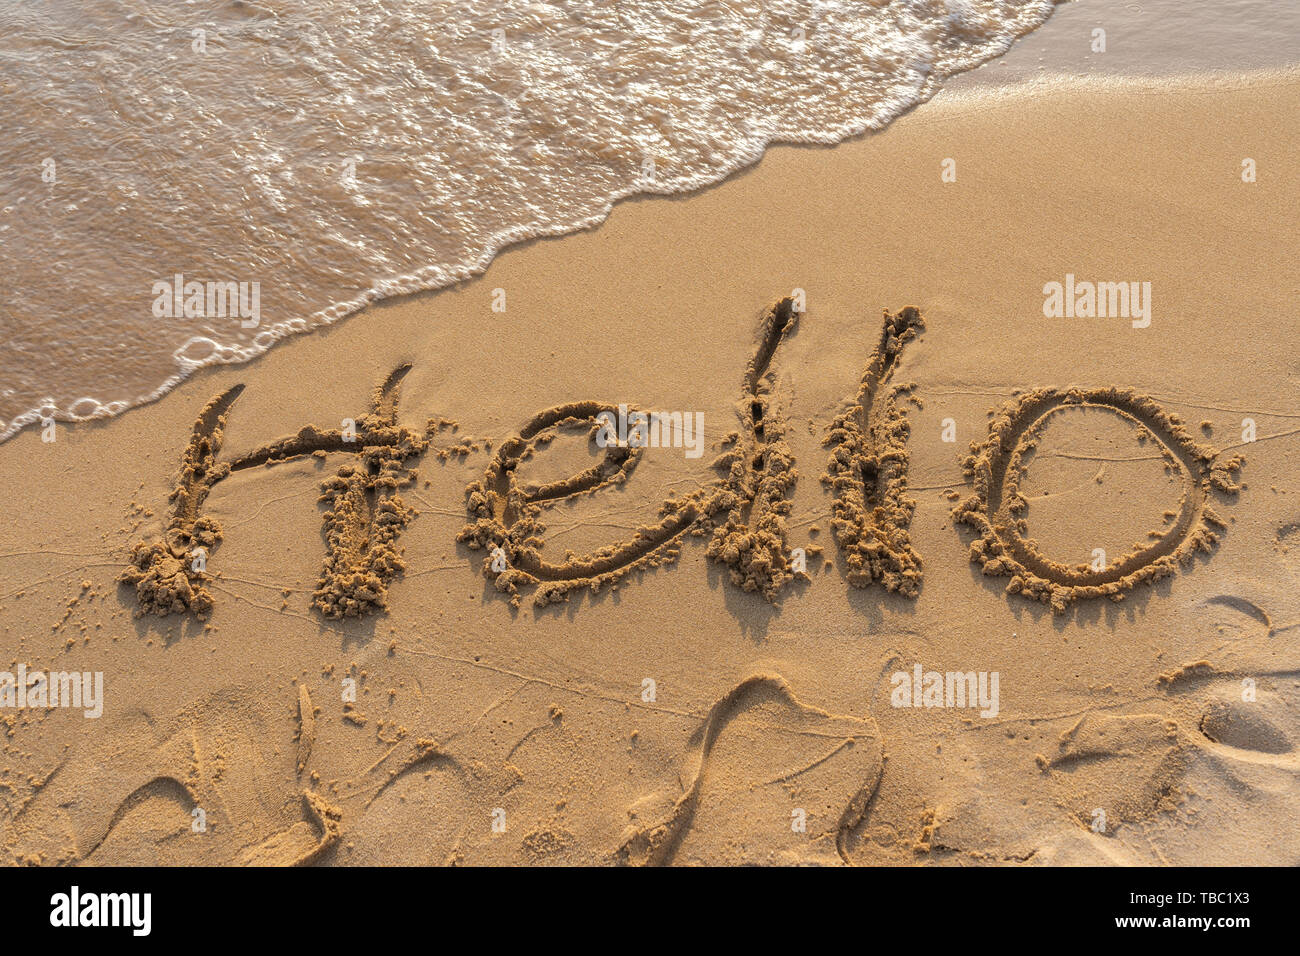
(121, 297, 1243, 620)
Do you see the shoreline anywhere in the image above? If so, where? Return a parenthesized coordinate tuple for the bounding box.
(7, 57, 1296, 448)
(3, 67, 1297, 866)
(0, 0, 1062, 446)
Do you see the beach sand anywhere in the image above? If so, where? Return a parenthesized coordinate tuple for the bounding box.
(2, 69, 1297, 866)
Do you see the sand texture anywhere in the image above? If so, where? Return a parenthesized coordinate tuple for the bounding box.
(2, 71, 1298, 866)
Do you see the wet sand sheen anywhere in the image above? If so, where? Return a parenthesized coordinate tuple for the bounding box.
(0, 0, 1058, 441)
(1, 71, 1298, 865)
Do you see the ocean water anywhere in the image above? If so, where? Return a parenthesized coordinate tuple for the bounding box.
(0, 0, 1064, 440)
(946, 0, 1300, 88)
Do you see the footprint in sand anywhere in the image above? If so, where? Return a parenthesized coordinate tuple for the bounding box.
(5, 688, 340, 866)
(1038, 712, 1188, 834)
(76, 776, 199, 865)
(1160, 681, 1299, 864)
(616, 673, 883, 866)
(343, 739, 475, 866)
(974, 672, 1300, 864)
(1197, 685, 1295, 756)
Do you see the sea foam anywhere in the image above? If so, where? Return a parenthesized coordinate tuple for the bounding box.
(0, 0, 1055, 441)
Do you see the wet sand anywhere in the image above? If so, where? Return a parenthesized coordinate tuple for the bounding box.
(2, 70, 1298, 865)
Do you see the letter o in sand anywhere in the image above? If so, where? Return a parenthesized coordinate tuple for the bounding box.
(953, 387, 1243, 613)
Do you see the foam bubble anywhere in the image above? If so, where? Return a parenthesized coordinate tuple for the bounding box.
(0, 0, 1057, 442)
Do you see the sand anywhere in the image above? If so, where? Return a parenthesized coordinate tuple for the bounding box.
(2, 69, 1298, 866)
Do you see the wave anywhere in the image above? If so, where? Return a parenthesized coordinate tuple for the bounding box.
(0, 0, 1056, 442)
